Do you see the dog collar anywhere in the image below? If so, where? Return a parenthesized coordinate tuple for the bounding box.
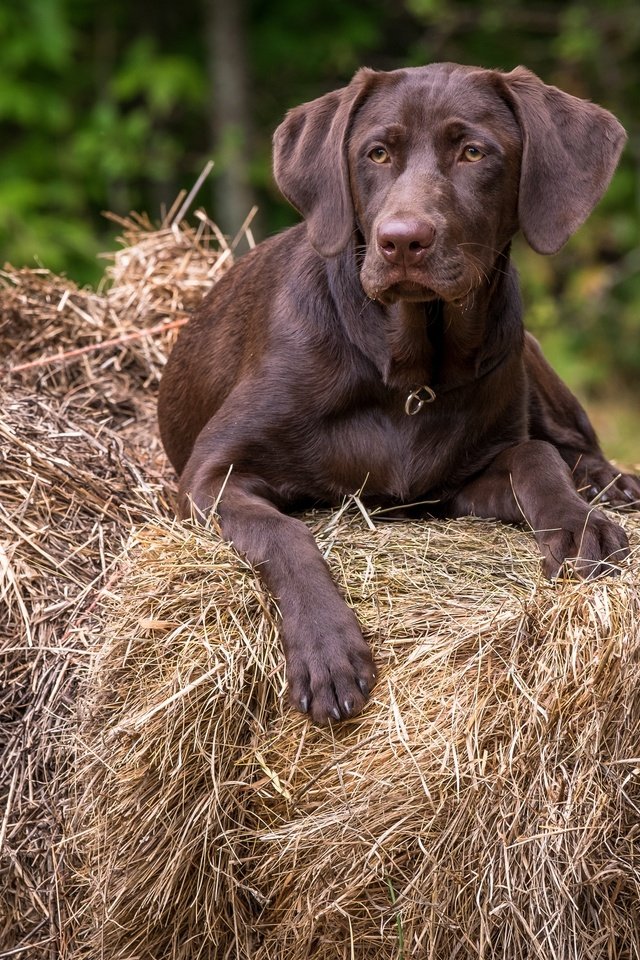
(405, 385, 437, 415)
(404, 344, 514, 415)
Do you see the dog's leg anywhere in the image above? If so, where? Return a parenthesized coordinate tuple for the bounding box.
(179, 470, 376, 725)
(449, 440, 630, 579)
(525, 334, 640, 507)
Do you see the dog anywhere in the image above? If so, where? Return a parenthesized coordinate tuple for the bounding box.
(158, 63, 640, 725)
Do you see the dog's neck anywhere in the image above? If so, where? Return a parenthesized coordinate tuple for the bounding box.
(327, 242, 523, 393)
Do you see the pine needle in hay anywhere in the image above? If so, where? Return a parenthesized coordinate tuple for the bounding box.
(69, 510, 640, 960)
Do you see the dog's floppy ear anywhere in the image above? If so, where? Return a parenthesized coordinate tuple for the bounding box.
(501, 67, 626, 255)
(273, 69, 377, 258)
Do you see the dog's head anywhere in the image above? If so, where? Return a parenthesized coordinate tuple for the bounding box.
(273, 63, 626, 305)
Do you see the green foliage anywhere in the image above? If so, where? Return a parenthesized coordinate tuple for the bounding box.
(0, 0, 207, 283)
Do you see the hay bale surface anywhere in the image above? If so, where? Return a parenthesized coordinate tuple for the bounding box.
(1, 203, 639, 959)
(1, 207, 231, 957)
(0, 383, 164, 952)
(70, 512, 640, 960)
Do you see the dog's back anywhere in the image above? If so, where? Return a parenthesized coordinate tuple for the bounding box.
(159, 228, 307, 474)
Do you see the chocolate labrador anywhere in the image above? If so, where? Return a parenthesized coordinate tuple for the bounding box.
(158, 63, 640, 724)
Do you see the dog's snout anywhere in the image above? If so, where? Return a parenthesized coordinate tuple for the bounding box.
(376, 218, 436, 264)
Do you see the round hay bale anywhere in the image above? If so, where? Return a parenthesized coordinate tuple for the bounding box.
(2, 208, 233, 395)
(0, 382, 170, 953)
(2, 200, 638, 958)
(1, 204, 235, 956)
(70, 510, 640, 959)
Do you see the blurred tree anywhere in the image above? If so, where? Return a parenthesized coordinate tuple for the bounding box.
(206, 0, 255, 245)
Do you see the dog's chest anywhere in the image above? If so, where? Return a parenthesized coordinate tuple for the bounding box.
(318, 401, 470, 501)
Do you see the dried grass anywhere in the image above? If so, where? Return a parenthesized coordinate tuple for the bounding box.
(1, 204, 233, 388)
(68, 511, 640, 960)
(1, 202, 639, 960)
(1, 203, 231, 957)
(0, 382, 166, 954)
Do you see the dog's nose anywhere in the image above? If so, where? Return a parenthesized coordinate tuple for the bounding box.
(377, 219, 436, 264)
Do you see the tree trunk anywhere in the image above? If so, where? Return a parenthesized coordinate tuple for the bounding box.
(205, 0, 255, 247)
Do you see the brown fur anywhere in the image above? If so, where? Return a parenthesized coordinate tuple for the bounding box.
(159, 63, 639, 724)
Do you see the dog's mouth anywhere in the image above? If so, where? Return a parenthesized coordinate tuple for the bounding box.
(361, 258, 469, 306)
(363, 274, 444, 305)
(376, 280, 438, 304)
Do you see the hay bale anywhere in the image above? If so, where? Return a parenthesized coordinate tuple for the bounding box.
(0, 383, 169, 953)
(0, 204, 234, 957)
(1, 207, 232, 394)
(69, 510, 640, 959)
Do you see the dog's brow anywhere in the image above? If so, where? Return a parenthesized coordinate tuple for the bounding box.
(360, 123, 406, 144)
(440, 117, 504, 150)
(442, 118, 476, 137)
(442, 118, 487, 137)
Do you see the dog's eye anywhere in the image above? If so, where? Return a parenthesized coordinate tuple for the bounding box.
(462, 145, 485, 162)
(369, 147, 390, 164)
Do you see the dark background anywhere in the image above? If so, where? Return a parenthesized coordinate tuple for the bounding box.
(2, 0, 638, 461)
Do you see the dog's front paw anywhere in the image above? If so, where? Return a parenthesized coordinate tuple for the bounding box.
(572, 453, 640, 510)
(284, 607, 377, 725)
(538, 508, 629, 580)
